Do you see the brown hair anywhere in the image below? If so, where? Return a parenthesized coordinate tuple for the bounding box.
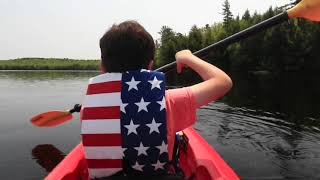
(99, 20, 155, 72)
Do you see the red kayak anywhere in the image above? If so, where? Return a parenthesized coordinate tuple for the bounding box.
(45, 127, 239, 180)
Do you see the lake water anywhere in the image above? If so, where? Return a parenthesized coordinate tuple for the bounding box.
(0, 71, 319, 179)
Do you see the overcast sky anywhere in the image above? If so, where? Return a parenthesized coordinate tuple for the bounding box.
(0, 0, 290, 60)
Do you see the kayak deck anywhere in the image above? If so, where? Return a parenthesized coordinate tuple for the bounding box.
(45, 127, 239, 180)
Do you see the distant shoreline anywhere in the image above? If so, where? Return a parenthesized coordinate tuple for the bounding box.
(0, 69, 100, 72)
(0, 58, 100, 70)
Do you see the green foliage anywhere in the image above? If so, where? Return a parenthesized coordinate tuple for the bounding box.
(188, 25, 203, 52)
(0, 58, 100, 70)
(156, 3, 320, 78)
(222, 0, 233, 27)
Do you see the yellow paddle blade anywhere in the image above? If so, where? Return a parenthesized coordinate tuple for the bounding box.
(288, 0, 320, 21)
(31, 111, 72, 127)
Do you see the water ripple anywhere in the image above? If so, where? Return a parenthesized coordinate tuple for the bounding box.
(196, 102, 320, 179)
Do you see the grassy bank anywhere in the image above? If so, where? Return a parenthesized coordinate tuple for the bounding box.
(0, 58, 100, 70)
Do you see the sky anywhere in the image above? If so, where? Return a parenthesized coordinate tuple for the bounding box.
(0, 0, 290, 60)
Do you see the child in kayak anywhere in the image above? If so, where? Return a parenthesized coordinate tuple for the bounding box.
(80, 20, 232, 179)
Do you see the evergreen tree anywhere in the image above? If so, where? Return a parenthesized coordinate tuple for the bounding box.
(204, 24, 213, 46)
(157, 26, 176, 67)
(188, 25, 203, 52)
(242, 9, 250, 21)
(222, 0, 233, 26)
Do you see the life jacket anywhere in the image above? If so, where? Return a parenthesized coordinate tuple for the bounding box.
(80, 69, 169, 179)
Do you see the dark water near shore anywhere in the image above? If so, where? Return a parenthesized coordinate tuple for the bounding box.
(0, 71, 319, 179)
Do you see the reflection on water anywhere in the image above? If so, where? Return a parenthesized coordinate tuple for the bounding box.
(196, 102, 320, 179)
(0, 70, 319, 179)
(225, 72, 320, 126)
(32, 144, 65, 172)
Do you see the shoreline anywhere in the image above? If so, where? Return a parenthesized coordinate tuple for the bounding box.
(0, 69, 100, 72)
(0, 58, 100, 70)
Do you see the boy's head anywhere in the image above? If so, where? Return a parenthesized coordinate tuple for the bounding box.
(99, 20, 155, 72)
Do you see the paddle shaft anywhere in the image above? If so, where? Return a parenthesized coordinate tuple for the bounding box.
(68, 13, 289, 112)
(156, 11, 289, 73)
(69, 104, 81, 113)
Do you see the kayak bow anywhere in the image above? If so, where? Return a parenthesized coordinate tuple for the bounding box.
(45, 127, 239, 180)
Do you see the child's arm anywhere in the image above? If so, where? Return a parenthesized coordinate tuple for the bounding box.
(175, 50, 233, 108)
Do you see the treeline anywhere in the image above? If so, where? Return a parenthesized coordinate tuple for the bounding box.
(155, 0, 320, 75)
(1, 1, 319, 75)
(0, 58, 99, 70)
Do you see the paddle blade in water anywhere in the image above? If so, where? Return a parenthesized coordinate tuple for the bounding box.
(31, 111, 72, 127)
(288, 0, 320, 21)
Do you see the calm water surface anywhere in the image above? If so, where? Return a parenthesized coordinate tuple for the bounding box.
(0, 71, 319, 180)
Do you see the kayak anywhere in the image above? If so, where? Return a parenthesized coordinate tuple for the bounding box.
(45, 127, 239, 180)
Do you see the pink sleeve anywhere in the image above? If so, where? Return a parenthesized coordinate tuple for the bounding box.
(166, 87, 196, 132)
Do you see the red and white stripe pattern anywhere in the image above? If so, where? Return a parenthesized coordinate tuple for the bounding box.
(81, 73, 123, 179)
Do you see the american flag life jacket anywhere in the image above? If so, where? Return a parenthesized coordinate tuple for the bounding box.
(80, 69, 169, 179)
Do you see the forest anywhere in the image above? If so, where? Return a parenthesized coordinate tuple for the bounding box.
(155, 0, 320, 74)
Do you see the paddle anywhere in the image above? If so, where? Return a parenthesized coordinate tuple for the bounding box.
(31, 0, 320, 127)
(156, 0, 320, 72)
(31, 104, 81, 127)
